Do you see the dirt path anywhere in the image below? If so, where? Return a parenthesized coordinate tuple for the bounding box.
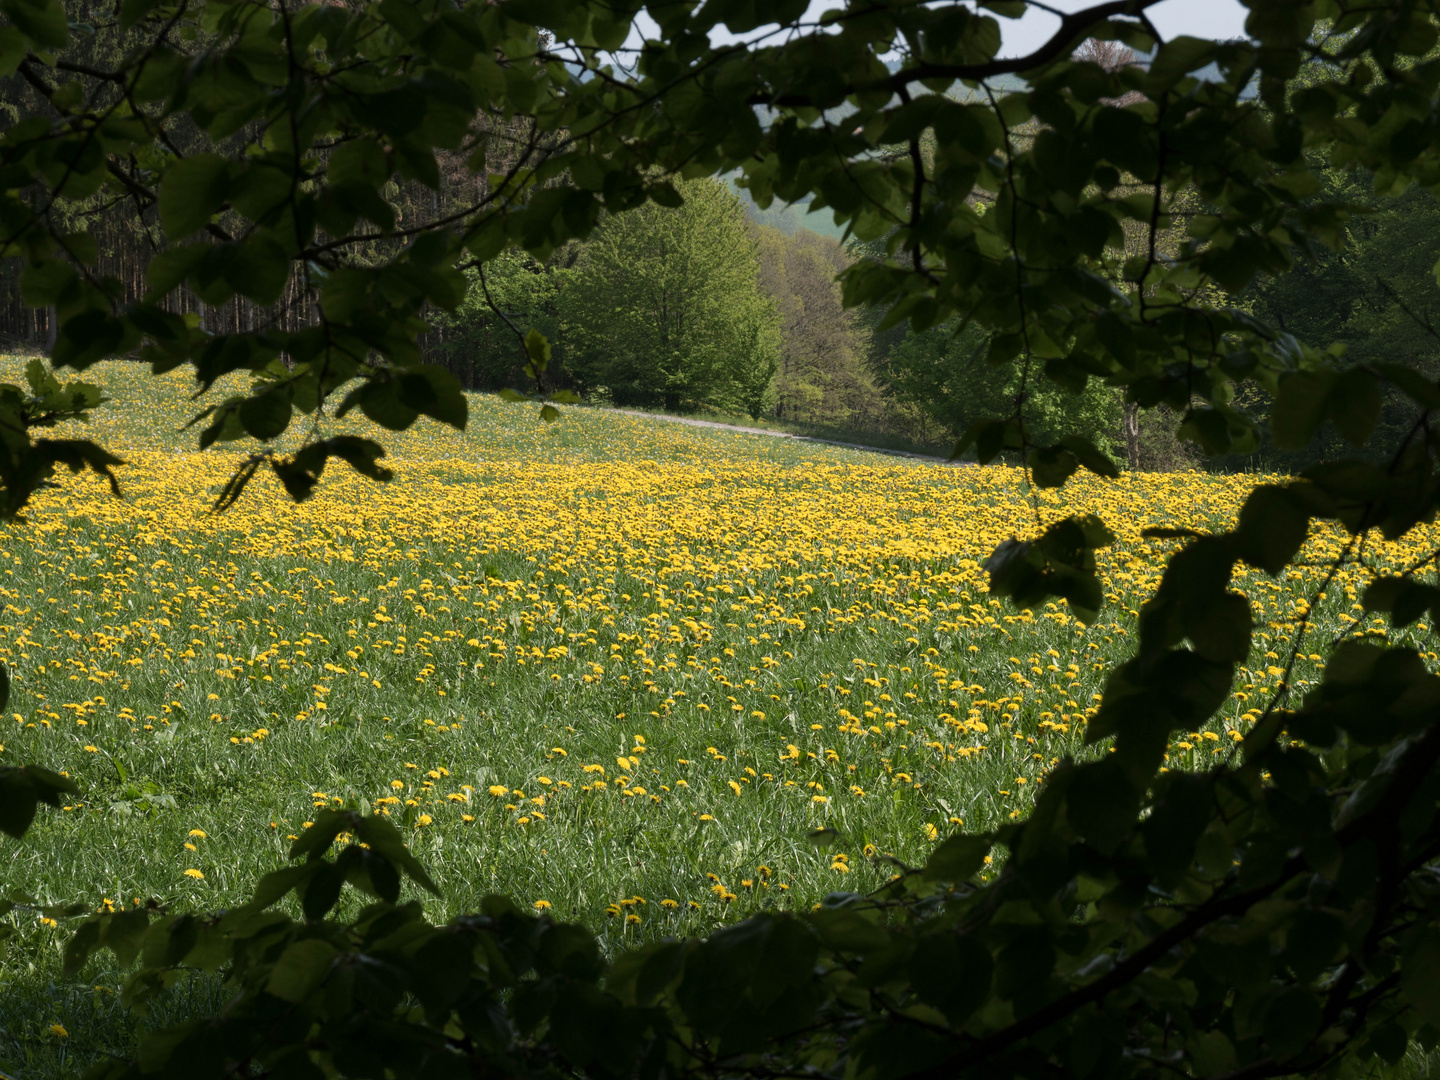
(603, 407, 963, 465)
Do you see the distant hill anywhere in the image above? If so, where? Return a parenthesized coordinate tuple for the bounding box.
(731, 183, 850, 242)
(728, 46, 1253, 243)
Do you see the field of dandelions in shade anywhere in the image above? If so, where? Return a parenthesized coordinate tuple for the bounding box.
(1, 356, 1439, 1074)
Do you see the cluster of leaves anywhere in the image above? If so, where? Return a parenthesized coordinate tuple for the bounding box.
(0, 656, 77, 840)
(2, 0, 1440, 1077)
(0, 654, 82, 960)
(0, 357, 118, 519)
(1, 0, 596, 513)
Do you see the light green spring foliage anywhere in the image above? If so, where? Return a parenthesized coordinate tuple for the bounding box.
(880, 321, 1123, 455)
(429, 250, 563, 391)
(560, 178, 781, 416)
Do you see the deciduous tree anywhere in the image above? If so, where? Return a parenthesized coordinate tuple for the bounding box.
(560, 177, 780, 414)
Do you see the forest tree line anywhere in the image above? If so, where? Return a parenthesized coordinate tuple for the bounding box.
(2, 26, 1437, 473)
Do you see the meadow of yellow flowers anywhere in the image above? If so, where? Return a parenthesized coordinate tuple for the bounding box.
(0, 358, 1437, 952)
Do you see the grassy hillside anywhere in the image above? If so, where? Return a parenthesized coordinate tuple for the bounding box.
(1, 359, 1436, 1075)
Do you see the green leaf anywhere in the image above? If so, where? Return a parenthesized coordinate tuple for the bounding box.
(922, 834, 990, 883)
(524, 329, 551, 376)
(328, 137, 389, 188)
(1402, 930, 1440, 1026)
(952, 417, 1023, 464)
(1367, 1023, 1409, 1067)
(1188, 591, 1253, 663)
(222, 237, 290, 305)
(1066, 760, 1139, 854)
(0, 765, 79, 839)
(1057, 435, 1121, 479)
(1328, 368, 1380, 447)
(411, 932, 478, 1018)
(1270, 371, 1334, 450)
(908, 933, 991, 1025)
(352, 846, 400, 903)
(301, 861, 345, 921)
(607, 939, 686, 1006)
(238, 387, 293, 442)
(19, 260, 77, 308)
(1141, 772, 1214, 881)
(649, 182, 685, 208)
(159, 155, 231, 238)
(144, 244, 208, 297)
(0, 662, 9, 715)
(537, 922, 603, 981)
(245, 864, 320, 910)
(119, 0, 163, 29)
(354, 813, 441, 895)
(288, 810, 349, 861)
(396, 365, 468, 430)
(1236, 485, 1310, 575)
(0, 26, 27, 76)
(62, 917, 102, 976)
(1189, 1031, 1237, 1076)
(1, 0, 68, 49)
(266, 939, 338, 1002)
(323, 437, 394, 484)
(350, 380, 420, 432)
(1281, 909, 1344, 982)
(808, 907, 889, 953)
(1363, 576, 1440, 628)
(1028, 444, 1079, 489)
(1263, 987, 1321, 1061)
(0, 771, 39, 839)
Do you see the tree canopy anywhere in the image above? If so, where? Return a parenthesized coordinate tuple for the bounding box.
(561, 176, 779, 415)
(4, 0, 1440, 1078)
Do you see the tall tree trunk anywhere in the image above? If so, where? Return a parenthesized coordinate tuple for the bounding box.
(1122, 398, 1140, 471)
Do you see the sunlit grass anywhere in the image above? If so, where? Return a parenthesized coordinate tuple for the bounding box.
(1, 358, 1437, 1076)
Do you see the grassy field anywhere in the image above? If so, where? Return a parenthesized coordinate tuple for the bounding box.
(1, 358, 1438, 1076)
(594, 402, 955, 459)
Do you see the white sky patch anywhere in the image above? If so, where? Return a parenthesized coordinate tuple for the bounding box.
(613, 0, 1251, 61)
(995, 0, 1250, 56)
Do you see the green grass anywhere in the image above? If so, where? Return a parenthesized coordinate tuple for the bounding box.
(0, 359, 1436, 1078)
(594, 401, 955, 459)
